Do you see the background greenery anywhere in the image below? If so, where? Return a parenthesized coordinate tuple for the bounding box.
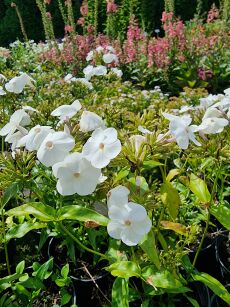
(0, 0, 221, 46)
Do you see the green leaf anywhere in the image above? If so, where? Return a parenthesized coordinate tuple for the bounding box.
(192, 272, 230, 305)
(143, 161, 163, 169)
(140, 231, 161, 269)
(34, 258, 53, 281)
(61, 290, 71, 305)
(189, 174, 211, 203)
(6, 222, 46, 241)
(187, 80, 196, 88)
(107, 261, 141, 278)
(184, 295, 199, 307)
(160, 182, 181, 220)
(112, 278, 129, 307)
(0, 273, 22, 287)
(113, 168, 129, 185)
(166, 169, 180, 182)
(142, 266, 183, 289)
(18, 273, 29, 282)
(16, 261, 25, 274)
(20, 277, 44, 289)
(7, 203, 56, 222)
(61, 264, 69, 279)
(210, 204, 230, 230)
(58, 205, 108, 226)
(1, 182, 19, 209)
(160, 221, 187, 236)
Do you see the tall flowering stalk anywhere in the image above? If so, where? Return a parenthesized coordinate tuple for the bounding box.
(36, 0, 60, 55)
(65, 0, 76, 34)
(106, 0, 118, 38)
(195, 0, 203, 19)
(94, 0, 99, 35)
(11, 2, 28, 41)
(164, 0, 174, 13)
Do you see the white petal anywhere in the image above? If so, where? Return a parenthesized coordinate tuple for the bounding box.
(90, 149, 110, 168)
(126, 202, 148, 222)
(107, 185, 130, 208)
(107, 221, 123, 239)
(108, 205, 129, 220)
(104, 140, 121, 159)
(120, 227, 143, 246)
(0, 123, 15, 136)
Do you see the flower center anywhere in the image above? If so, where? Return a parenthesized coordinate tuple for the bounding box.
(124, 220, 131, 226)
(73, 172, 81, 178)
(99, 143, 105, 150)
(45, 141, 54, 149)
(35, 127, 41, 134)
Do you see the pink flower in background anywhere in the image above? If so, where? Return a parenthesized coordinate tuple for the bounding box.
(161, 11, 173, 23)
(46, 12, 52, 19)
(198, 68, 213, 81)
(44, 0, 51, 4)
(80, 2, 88, 16)
(77, 17, 85, 26)
(207, 5, 219, 23)
(106, 0, 118, 13)
(64, 25, 73, 34)
(87, 25, 95, 34)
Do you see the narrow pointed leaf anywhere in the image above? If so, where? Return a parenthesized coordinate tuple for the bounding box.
(58, 205, 108, 226)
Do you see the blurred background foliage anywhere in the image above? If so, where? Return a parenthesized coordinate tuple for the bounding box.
(0, 0, 222, 46)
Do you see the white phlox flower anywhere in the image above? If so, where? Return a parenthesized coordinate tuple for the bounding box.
(197, 94, 224, 110)
(83, 65, 107, 80)
(52, 152, 101, 196)
(163, 112, 201, 149)
(212, 96, 230, 111)
(83, 65, 95, 80)
(79, 111, 105, 132)
(103, 53, 118, 64)
(107, 185, 152, 246)
(5, 73, 35, 94)
(51, 100, 82, 121)
(64, 74, 73, 83)
(5, 127, 28, 150)
(111, 68, 123, 78)
(86, 50, 94, 61)
(82, 127, 121, 168)
(18, 125, 54, 151)
(129, 135, 146, 154)
(195, 107, 229, 134)
(0, 109, 31, 137)
(93, 65, 107, 76)
(106, 46, 115, 53)
(224, 88, 230, 96)
(37, 131, 75, 167)
(107, 185, 130, 209)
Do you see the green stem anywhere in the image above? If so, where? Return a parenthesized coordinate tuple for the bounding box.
(1, 210, 11, 275)
(192, 210, 210, 268)
(59, 223, 108, 260)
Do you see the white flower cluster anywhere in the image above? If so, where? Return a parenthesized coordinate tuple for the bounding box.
(84, 45, 122, 80)
(161, 88, 230, 149)
(0, 100, 122, 197)
(0, 72, 35, 95)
